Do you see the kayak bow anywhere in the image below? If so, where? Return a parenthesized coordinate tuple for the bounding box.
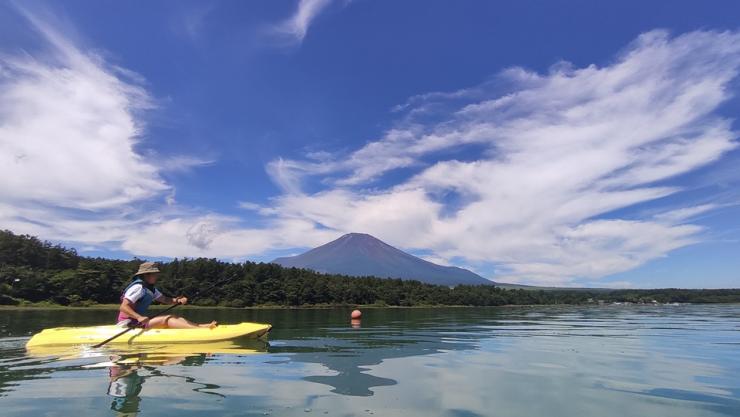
(26, 322, 271, 347)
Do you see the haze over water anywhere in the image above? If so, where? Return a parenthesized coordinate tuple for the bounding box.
(1, 305, 739, 417)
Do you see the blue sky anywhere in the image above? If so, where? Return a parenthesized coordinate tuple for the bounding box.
(1, 0, 739, 288)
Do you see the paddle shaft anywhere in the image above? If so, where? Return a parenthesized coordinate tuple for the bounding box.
(92, 275, 236, 348)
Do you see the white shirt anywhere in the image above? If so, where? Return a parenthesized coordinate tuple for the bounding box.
(123, 283, 164, 303)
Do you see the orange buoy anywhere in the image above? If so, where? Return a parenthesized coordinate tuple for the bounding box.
(351, 309, 362, 319)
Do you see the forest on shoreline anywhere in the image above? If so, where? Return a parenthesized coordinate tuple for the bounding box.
(1, 230, 739, 307)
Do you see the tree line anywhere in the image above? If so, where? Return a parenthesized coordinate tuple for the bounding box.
(1, 230, 738, 307)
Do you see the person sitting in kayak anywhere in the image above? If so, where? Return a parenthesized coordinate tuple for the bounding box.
(117, 262, 217, 329)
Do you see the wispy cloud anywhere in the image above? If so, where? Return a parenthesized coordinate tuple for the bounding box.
(158, 155, 215, 173)
(263, 30, 740, 285)
(0, 7, 239, 253)
(271, 0, 336, 45)
(653, 204, 720, 224)
(0, 8, 166, 211)
(0, 5, 339, 259)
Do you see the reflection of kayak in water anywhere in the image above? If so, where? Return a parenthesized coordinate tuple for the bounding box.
(26, 322, 271, 347)
(27, 339, 269, 364)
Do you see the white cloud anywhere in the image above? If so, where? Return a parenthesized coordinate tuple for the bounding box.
(653, 204, 719, 224)
(158, 155, 215, 173)
(0, 8, 337, 260)
(0, 19, 166, 210)
(0, 7, 173, 243)
(120, 215, 337, 259)
(237, 201, 263, 211)
(272, 0, 336, 45)
(263, 30, 740, 285)
(0, 8, 241, 257)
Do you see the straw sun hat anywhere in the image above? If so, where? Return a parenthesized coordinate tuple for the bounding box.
(135, 261, 161, 276)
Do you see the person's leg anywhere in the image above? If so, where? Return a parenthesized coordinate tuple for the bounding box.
(147, 315, 217, 329)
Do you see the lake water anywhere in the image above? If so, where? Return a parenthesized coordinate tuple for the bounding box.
(1, 305, 739, 417)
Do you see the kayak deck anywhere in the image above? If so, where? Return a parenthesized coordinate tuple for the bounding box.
(26, 322, 271, 347)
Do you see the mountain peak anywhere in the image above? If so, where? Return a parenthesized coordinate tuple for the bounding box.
(337, 232, 384, 242)
(343, 232, 372, 237)
(273, 233, 493, 286)
(338, 232, 376, 240)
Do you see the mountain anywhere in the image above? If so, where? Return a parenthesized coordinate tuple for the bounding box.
(272, 233, 494, 286)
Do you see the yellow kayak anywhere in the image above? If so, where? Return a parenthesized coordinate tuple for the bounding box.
(26, 322, 271, 347)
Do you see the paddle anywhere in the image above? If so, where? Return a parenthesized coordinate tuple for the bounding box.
(93, 274, 237, 348)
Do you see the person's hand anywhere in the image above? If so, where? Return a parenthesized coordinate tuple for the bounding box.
(174, 296, 188, 305)
(136, 315, 149, 324)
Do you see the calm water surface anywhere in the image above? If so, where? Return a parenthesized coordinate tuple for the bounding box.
(1, 305, 739, 417)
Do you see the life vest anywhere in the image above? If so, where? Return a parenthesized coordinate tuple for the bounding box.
(119, 278, 158, 318)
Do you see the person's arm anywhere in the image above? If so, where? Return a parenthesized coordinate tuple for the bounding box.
(119, 298, 147, 322)
(155, 291, 187, 305)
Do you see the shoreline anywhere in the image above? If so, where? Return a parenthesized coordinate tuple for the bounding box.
(2, 302, 735, 311)
(0, 303, 493, 310)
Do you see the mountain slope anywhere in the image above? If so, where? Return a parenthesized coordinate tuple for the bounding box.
(272, 233, 494, 286)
